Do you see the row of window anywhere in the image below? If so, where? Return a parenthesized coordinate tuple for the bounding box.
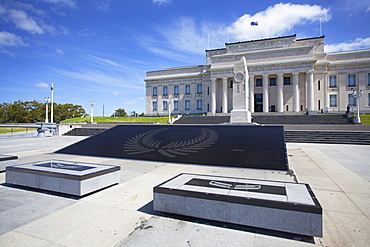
(255, 77, 291, 87)
(152, 99, 203, 111)
(329, 93, 370, 107)
(329, 73, 370, 88)
(152, 73, 370, 98)
(153, 84, 203, 96)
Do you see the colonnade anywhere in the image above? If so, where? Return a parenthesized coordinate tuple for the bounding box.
(210, 71, 315, 113)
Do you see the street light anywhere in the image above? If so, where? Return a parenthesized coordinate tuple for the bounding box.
(352, 90, 364, 124)
(44, 97, 50, 123)
(50, 82, 55, 123)
(90, 101, 95, 123)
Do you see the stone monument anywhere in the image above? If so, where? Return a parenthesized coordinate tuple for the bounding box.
(230, 55, 252, 124)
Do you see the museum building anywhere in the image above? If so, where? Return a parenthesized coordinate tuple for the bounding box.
(145, 35, 370, 116)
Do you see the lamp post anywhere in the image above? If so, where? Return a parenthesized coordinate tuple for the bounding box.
(352, 90, 364, 124)
(44, 97, 50, 123)
(90, 101, 95, 123)
(50, 82, 55, 123)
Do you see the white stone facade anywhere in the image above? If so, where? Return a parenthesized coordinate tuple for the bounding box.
(145, 35, 370, 116)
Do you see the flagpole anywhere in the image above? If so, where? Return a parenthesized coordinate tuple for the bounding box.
(207, 33, 210, 49)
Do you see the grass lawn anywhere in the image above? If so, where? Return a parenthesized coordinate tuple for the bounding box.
(61, 116, 171, 124)
(358, 114, 370, 124)
(0, 127, 37, 134)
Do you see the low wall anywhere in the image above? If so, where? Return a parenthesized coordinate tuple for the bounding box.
(56, 123, 81, 136)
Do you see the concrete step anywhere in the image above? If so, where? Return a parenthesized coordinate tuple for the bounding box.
(285, 131, 370, 145)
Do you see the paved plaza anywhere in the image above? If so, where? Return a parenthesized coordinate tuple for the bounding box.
(0, 132, 369, 246)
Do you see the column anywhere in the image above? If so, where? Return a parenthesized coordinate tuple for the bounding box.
(293, 72, 300, 112)
(249, 75, 254, 112)
(263, 74, 269, 112)
(222, 78, 228, 113)
(211, 78, 216, 114)
(307, 71, 314, 111)
(277, 73, 284, 112)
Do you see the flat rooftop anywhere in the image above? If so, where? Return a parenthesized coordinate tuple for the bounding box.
(0, 133, 369, 246)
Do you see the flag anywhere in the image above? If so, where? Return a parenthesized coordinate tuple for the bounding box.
(251, 22, 258, 26)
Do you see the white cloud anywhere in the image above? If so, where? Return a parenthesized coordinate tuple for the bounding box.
(35, 82, 49, 88)
(112, 91, 118, 95)
(144, 3, 331, 58)
(153, 0, 172, 5)
(99, 0, 110, 11)
(229, 3, 330, 41)
(124, 100, 137, 105)
(325, 37, 370, 53)
(0, 31, 26, 47)
(8, 9, 44, 34)
(56, 49, 64, 55)
(40, 0, 77, 9)
(85, 54, 121, 67)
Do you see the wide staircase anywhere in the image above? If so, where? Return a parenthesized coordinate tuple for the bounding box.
(63, 128, 106, 136)
(252, 114, 354, 125)
(285, 131, 370, 145)
(174, 114, 354, 125)
(173, 116, 231, 125)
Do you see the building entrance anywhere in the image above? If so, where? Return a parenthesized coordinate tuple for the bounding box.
(254, 94, 263, 112)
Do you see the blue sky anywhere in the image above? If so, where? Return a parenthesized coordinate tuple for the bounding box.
(1, 0, 369, 116)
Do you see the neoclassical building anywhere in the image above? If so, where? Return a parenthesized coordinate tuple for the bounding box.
(145, 35, 370, 117)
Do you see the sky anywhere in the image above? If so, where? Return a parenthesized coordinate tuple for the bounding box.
(0, 0, 369, 117)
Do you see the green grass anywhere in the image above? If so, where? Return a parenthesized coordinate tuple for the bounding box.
(61, 116, 171, 124)
(0, 127, 37, 134)
(358, 114, 370, 124)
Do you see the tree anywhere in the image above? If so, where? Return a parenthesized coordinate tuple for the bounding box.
(53, 103, 86, 122)
(0, 100, 86, 123)
(111, 108, 127, 117)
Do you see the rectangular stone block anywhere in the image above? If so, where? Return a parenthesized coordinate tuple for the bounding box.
(6, 160, 120, 196)
(154, 173, 322, 237)
(0, 155, 18, 172)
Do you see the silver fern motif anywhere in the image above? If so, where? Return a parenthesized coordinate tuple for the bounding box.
(123, 128, 218, 158)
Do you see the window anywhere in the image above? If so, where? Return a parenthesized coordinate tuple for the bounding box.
(256, 78, 262, 87)
(348, 94, 356, 106)
(174, 100, 178, 110)
(330, 95, 337, 107)
(185, 85, 191, 94)
(269, 78, 276, 86)
(163, 86, 168, 96)
(197, 99, 202, 110)
(163, 101, 168, 110)
(284, 77, 291, 85)
(368, 73, 370, 86)
(185, 100, 190, 110)
(174, 85, 179, 95)
(229, 80, 233, 88)
(197, 84, 202, 94)
(152, 101, 157, 111)
(207, 87, 210, 95)
(153, 87, 157, 96)
(368, 93, 370, 106)
(348, 74, 356, 87)
(318, 80, 321, 91)
(329, 75, 337, 87)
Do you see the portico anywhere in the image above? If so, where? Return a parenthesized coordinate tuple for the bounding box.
(209, 70, 313, 114)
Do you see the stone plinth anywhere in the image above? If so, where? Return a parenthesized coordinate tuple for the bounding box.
(154, 173, 322, 237)
(0, 155, 18, 172)
(6, 160, 120, 196)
